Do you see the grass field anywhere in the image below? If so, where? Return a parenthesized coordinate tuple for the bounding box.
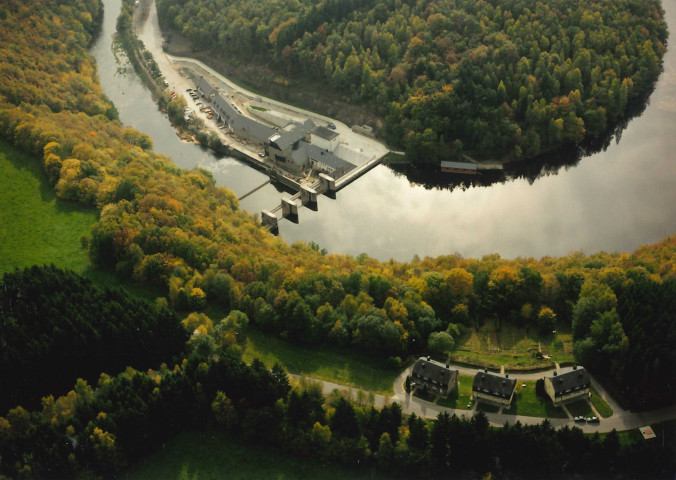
(121, 430, 388, 480)
(502, 381, 568, 418)
(243, 330, 397, 395)
(0, 140, 97, 275)
(565, 399, 593, 418)
(590, 388, 614, 418)
(0, 140, 164, 301)
(453, 320, 575, 370)
(476, 402, 501, 413)
(412, 389, 436, 403)
(436, 374, 474, 410)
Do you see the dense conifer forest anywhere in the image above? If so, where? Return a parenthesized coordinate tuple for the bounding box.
(0, 265, 187, 414)
(0, 0, 674, 477)
(157, 0, 667, 163)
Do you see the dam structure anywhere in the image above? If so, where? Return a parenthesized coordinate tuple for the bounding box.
(191, 75, 388, 232)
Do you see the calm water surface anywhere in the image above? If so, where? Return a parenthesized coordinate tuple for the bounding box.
(92, 0, 676, 261)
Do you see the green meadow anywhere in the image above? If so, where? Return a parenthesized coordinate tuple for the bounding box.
(242, 329, 398, 395)
(121, 430, 387, 480)
(0, 140, 97, 274)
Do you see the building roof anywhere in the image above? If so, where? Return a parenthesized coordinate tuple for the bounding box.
(305, 143, 355, 171)
(289, 146, 309, 167)
(412, 357, 457, 386)
(546, 366, 591, 396)
(269, 118, 316, 152)
(196, 76, 215, 97)
(312, 126, 339, 141)
(472, 371, 517, 399)
(440, 161, 478, 171)
(212, 94, 276, 143)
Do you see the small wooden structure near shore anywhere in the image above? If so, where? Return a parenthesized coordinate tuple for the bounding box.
(440, 160, 479, 174)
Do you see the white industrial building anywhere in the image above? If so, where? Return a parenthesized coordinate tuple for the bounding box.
(310, 126, 340, 152)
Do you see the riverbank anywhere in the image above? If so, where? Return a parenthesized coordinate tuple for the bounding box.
(96, 0, 676, 263)
(129, 0, 394, 228)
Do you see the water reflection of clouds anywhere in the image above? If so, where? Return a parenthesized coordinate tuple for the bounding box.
(94, 0, 676, 263)
(278, 124, 675, 262)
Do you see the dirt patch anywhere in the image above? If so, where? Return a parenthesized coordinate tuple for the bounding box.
(133, 0, 152, 32)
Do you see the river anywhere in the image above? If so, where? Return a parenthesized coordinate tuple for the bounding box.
(91, 0, 676, 262)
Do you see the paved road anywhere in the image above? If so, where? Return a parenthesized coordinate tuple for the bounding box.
(135, 0, 390, 168)
(134, 0, 676, 436)
(292, 363, 676, 434)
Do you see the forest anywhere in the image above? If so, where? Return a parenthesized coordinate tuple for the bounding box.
(1, 0, 675, 407)
(0, 0, 674, 477)
(1, 319, 673, 479)
(0, 265, 187, 414)
(157, 0, 667, 163)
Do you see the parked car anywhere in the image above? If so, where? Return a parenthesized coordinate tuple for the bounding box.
(328, 123, 336, 129)
(586, 416, 599, 423)
(574, 416, 586, 423)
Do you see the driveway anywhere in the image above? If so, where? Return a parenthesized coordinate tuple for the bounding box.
(293, 362, 676, 434)
(134, 0, 676, 435)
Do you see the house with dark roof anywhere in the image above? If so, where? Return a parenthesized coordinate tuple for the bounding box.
(544, 366, 591, 405)
(411, 357, 458, 397)
(472, 371, 517, 406)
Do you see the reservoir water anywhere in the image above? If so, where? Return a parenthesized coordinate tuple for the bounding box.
(91, 0, 676, 261)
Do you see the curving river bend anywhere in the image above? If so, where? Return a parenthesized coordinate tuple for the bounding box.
(91, 0, 676, 261)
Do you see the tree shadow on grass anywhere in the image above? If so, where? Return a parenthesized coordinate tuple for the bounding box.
(476, 402, 501, 414)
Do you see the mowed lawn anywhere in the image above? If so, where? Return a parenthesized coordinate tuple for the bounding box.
(121, 431, 389, 480)
(502, 381, 568, 418)
(437, 374, 474, 410)
(243, 329, 397, 395)
(0, 141, 97, 274)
